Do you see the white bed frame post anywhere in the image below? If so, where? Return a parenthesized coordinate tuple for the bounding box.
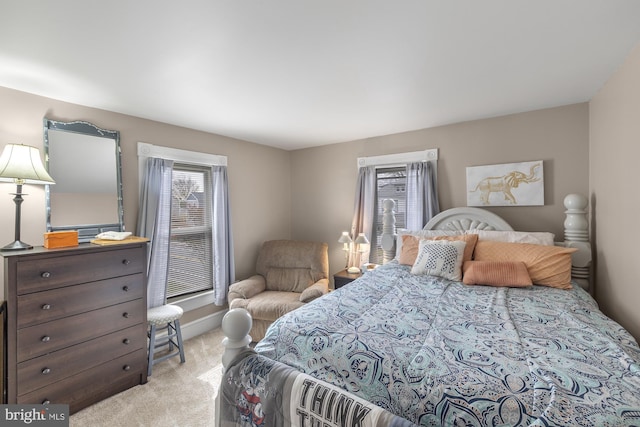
(220, 308, 253, 371)
(380, 199, 397, 263)
(216, 309, 253, 427)
(562, 194, 592, 292)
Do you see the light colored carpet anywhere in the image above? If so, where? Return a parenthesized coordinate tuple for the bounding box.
(70, 327, 226, 427)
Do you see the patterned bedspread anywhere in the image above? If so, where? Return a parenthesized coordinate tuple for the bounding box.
(252, 262, 640, 426)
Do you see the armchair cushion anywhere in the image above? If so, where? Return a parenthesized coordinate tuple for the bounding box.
(257, 240, 329, 293)
(230, 291, 304, 321)
(228, 275, 266, 303)
(266, 268, 314, 293)
(299, 278, 329, 303)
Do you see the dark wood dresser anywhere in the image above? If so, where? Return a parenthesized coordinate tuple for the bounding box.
(1, 242, 148, 413)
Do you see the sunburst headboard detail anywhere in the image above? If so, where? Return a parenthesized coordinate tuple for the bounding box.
(423, 207, 514, 232)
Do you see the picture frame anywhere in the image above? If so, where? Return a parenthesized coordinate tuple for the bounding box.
(466, 160, 544, 206)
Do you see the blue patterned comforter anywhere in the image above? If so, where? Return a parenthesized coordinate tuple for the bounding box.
(255, 262, 640, 426)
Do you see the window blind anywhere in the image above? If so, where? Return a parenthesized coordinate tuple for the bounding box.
(167, 165, 213, 299)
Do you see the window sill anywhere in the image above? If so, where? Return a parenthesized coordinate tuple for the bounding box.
(168, 290, 215, 312)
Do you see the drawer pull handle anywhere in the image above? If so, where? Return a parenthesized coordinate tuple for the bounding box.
(122, 259, 131, 265)
(42, 399, 50, 405)
(41, 336, 51, 343)
(122, 286, 129, 292)
(41, 304, 52, 310)
(123, 338, 130, 345)
(42, 368, 51, 375)
(123, 365, 131, 371)
(41, 272, 51, 278)
(123, 312, 129, 318)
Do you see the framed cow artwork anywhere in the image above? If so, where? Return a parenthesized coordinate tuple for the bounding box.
(466, 160, 544, 206)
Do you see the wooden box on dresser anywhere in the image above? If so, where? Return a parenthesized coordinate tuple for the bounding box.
(1, 242, 148, 413)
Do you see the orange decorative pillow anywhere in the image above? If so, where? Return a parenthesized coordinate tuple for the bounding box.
(396, 229, 463, 258)
(473, 240, 577, 289)
(462, 261, 532, 287)
(431, 234, 478, 264)
(398, 234, 421, 265)
(398, 234, 478, 266)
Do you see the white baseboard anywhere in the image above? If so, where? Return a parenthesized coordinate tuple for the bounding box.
(152, 309, 228, 343)
(180, 309, 229, 341)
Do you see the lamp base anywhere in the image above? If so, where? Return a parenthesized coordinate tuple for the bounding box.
(1, 240, 33, 251)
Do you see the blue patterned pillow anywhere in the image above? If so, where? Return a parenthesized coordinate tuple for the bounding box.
(410, 239, 466, 281)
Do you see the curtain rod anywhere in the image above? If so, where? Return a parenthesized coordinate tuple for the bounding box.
(356, 149, 438, 168)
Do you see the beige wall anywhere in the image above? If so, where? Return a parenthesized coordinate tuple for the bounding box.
(590, 43, 640, 340)
(291, 104, 589, 278)
(0, 86, 292, 305)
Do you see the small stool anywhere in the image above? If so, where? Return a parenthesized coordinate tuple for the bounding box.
(147, 304, 186, 376)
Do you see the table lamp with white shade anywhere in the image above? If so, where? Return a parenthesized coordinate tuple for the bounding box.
(0, 143, 55, 251)
(349, 232, 369, 273)
(338, 231, 352, 269)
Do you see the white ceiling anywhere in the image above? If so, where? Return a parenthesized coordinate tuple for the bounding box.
(1, 1, 640, 151)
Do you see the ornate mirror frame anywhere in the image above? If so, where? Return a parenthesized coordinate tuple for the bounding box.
(43, 118, 125, 242)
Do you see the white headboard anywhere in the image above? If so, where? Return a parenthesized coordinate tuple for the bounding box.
(423, 207, 514, 232)
(381, 195, 592, 291)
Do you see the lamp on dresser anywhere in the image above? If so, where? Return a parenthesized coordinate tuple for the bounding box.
(0, 143, 55, 251)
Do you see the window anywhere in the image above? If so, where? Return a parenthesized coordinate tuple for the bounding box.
(167, 164, 213, 299)
(370, 167, 407, 264)
(356, 149, 438, 266)
(138, 142, 231, 311)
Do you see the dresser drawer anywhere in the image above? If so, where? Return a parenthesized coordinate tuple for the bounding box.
(17, 349, 146, 407)
(17, 299, 144, 361)
(17, 324, 146, 396)
(17, 273, 145, 328)
(15, 247, 145, 295)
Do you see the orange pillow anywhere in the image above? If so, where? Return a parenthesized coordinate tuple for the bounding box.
(399, 234, 478, 265)
(398, 235, 421, 265)
(432, 234, 478, 263)
(462, 261, 532, 287)
(473, 240, 577, 289)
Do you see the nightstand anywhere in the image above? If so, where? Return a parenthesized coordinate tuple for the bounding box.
(333, 269, 362, 289)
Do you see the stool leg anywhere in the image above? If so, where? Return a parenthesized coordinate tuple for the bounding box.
(147, 324, 157, 377)
(167, 322, 175, 352)
(174, 319, 186, 364)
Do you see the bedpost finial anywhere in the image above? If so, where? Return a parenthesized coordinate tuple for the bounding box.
(222, 308, 252, 341)
(564, 193, 588, 211)
(563, 193, 589, 242)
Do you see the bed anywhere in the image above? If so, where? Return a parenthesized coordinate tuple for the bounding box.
(216, 198, 640, 426)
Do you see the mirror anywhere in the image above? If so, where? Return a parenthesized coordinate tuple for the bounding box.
(44, 118, 125, 242)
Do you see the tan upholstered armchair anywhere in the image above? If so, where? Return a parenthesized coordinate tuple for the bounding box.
(228, 240, 329, 341)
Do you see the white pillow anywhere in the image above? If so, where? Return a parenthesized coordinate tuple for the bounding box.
(410, 239, 466, 281)
(467, 230, 555, 246)
(396, 228, 464, 258)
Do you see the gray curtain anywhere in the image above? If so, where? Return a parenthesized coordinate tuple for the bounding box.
(350, 166, 376, 267)
(211, 165, 235, 306)
(137, 157, 174, 309)
(406, 161, 440, 230)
